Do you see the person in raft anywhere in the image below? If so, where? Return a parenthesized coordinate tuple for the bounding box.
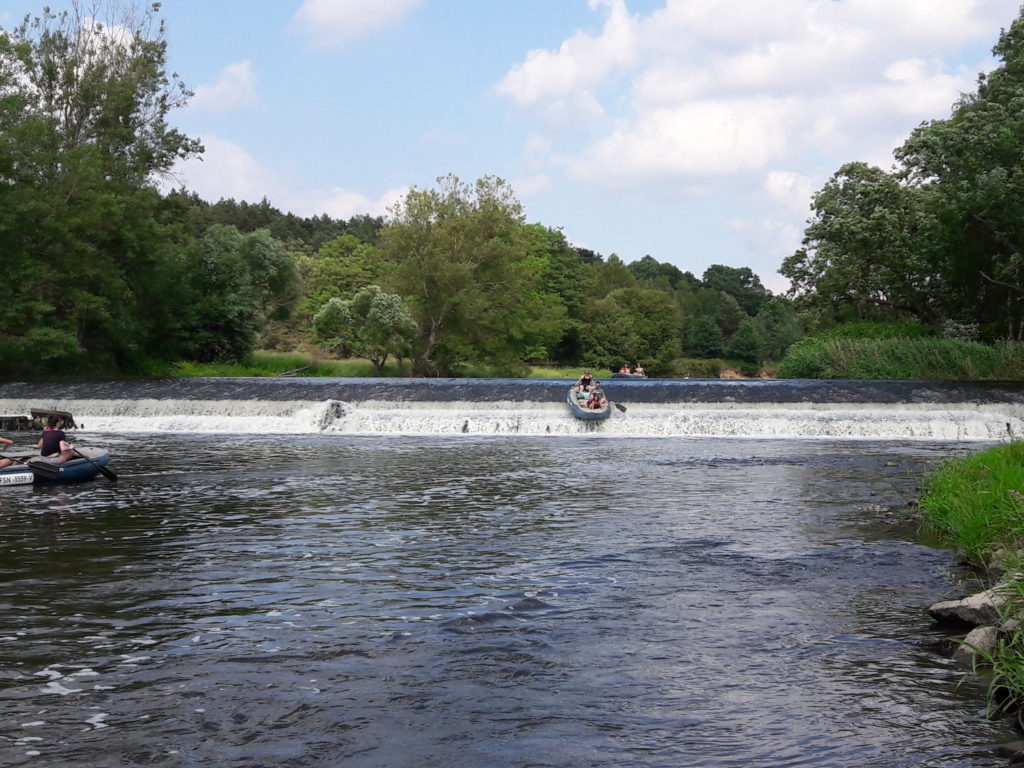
(0, 436, 13, 468)
(576, 369, 594, 388)
(585, 387, 608, 410)
(38, 416, 75, 464)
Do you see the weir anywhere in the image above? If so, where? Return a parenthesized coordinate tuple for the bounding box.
(1, 377, 1022, 439)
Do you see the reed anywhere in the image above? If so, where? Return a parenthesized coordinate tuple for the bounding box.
(779, 338, 1024, 380)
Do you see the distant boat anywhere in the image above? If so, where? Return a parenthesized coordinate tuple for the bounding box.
(566, 386, 612, 421)
(611, 372, 647, 379)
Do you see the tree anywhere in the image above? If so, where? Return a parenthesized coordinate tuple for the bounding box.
(379, 174, 566, 375)
(0, 1, 201, 373)
(628, 255, 690, 290)
(583, 254, 635, 298)
(780, 163, 939, 323)
(687, 316, 724, 358)
(895, 9, 1024, 339)
(179, 225, 297, 362)
(702, 265, 770, 316)
(753, 298, 804, 360)
(298, 234, 383, 321)
(726, 317, 764, 364)
(580, 287, 681, 372)
(313, 285, 418, 373)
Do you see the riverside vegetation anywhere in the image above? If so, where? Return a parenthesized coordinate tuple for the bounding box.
(920, 442, 1024, 722)
(2, 3, 1024, 381)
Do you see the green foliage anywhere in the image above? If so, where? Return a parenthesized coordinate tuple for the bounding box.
(178, 225, 298, 363)
(669, 358, 725, 378)
(687, 316, 724, 358)
(380, 174, 567, 375)
(725, 318, 764, 364)
(781, 162, 938, 323)
(777, 337, 1024, 380)
(580, 287, 681, 373)
(786, 9, 1024, 340)
(702, 264, 770, 316)
(0, 1, 202, 375)
(814, 321, 934, 340)
(173, 351, 410, 378)
(753, 298, 804, 360)
(312, 285, 418, 373)
(297, 234, 383, 320)
(628, 255, 693, 290)
(920, 442, 1024, 565)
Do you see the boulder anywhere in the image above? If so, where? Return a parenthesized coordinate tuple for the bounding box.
(952, 625, 999, 668)
(928, 584, 1014, 627)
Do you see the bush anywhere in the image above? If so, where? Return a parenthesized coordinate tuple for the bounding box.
(815, 321, 934, 340)
(778, 337, 1024, 380)
(669, 358, 724, 378)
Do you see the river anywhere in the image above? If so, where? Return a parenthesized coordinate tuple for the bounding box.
(0, 378, 1021, 766)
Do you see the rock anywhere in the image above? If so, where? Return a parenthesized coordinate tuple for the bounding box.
(929, 584, 1014, 627)
(952, 625, 999, 668)
(998, 740, 1024, 756)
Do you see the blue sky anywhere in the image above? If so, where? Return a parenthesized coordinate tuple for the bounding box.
(2, 0, 1019, 292)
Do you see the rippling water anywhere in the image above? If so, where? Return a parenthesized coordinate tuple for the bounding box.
(0, 434, 1014, 767)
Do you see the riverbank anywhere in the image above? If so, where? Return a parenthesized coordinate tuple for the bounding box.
(919, 441, 1024, 757)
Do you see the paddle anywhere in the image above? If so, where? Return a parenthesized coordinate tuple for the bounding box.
(73, 449, 118, 482)
(610, 401, 627, 413)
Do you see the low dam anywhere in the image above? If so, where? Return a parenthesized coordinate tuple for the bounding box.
(1, 377, 1022, 439)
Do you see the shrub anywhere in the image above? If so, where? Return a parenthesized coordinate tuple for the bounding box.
(778, 337, 1024, 380)
(669, 358, 724, 378)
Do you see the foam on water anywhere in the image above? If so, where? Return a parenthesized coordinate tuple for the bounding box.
(0, 396, 1021, 440)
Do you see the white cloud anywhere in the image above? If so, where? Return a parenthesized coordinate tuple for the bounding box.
(286, 186, 408, 219)
(495, 0, 638, 122)
(764, 170, 814, 219)
(189, 61, 258, 113)
(499, 0, 1004, 189)
(293, 0, 423, 47)
(170, 134, 276, 202)
(570, 98, 794, 182)
(510, 174, 554, 200)
(170, 135, 403, 219)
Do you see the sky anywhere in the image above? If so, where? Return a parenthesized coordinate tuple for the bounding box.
(1, 0, 1021, 293)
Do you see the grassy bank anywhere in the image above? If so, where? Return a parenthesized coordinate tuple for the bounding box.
(919, 441, 1024, 711)
(779, 337, 1024, 380)
(167, 352, 615, 380)
(920, 442, 1024, 565)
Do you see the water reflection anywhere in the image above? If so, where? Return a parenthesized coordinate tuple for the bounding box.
(0, 434, 1013, 767)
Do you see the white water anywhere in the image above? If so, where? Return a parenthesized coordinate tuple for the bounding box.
(1, 397, 1021, 440)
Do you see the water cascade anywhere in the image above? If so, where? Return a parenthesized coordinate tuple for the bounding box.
(2, 377, 1022, 440)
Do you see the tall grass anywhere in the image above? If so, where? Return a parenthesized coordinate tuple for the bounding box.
(779, 338, 1024, 380)
(919, 442, 1024, 565)
(169, 352, 610, 379)
(920, 442, 1024, 713)
(171, 351, 411, 378)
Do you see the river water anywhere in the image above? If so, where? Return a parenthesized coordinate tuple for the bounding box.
(0, 428, 1016, 767)
(2, 378, 1023, 766)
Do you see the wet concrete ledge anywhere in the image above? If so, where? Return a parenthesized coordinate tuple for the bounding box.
(3, 377, 1024, 405)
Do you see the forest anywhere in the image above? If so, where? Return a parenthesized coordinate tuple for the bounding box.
(1, 3, 1022, 379)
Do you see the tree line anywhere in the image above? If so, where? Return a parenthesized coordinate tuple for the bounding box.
(781, 8, 1024, 344)
(4, 2, 1021, 379)
(0, 2, 798, 378)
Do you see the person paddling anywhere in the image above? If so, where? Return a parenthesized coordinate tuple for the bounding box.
(38, 416, 75, 464)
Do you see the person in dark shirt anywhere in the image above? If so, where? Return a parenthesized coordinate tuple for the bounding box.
(38, 416, 75, 464)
